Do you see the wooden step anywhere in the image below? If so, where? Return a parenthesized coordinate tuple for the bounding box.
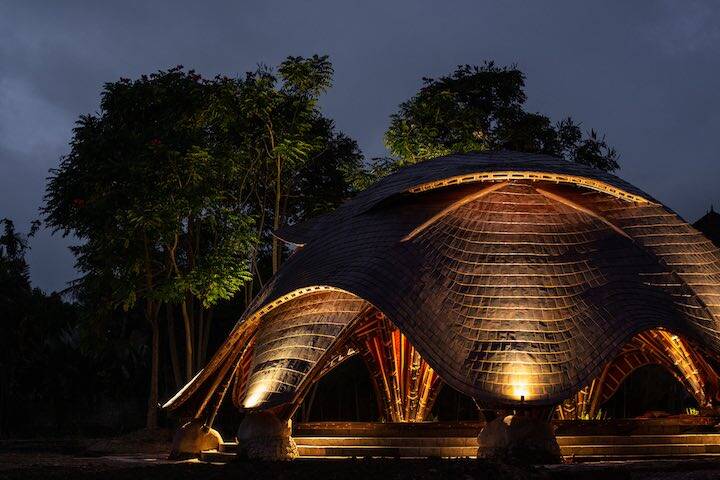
(297, 445, 476, 458)
(294, 421, 482, 438)
(294, 434, 720, 448)
(566, 453, 720, 461)
(219, 442, 237, 453)
(557, 433, 720, 446)
(294, 436, 477, 447)
(562, 443, 720, 456)
(200, 450, 236, 463)
(209, 434, 720, 462)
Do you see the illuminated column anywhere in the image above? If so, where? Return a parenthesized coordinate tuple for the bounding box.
(354, 311, 442, 422)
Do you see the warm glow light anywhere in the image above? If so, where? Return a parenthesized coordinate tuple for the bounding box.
(512, 381, 529, 401)
(407, 170, 651, 204)
(508, 364, 533, 401)
(243, 382, 270, 408)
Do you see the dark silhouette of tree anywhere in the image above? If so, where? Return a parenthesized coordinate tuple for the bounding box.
(385, 62, 619, 172)
(0, 218, 151, 436)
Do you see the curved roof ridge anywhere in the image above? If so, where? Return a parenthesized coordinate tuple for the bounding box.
(276, 150, 654, 245)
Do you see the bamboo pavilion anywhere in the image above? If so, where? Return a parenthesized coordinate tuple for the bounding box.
(164, 151, 720, 461)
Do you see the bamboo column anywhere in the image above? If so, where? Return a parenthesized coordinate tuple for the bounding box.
(354, 311, 442, 422)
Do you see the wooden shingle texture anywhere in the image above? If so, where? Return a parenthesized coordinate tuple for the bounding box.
(165, 151, 720, 412)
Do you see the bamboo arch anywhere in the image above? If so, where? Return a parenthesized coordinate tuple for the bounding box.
(558, 328, 720, 420)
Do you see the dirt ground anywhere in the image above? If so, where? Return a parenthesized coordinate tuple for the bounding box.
(4, 453, 720, 480)
(3, 432, 720, 480)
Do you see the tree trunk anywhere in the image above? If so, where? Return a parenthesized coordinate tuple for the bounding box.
(180, 299, 194, 381)
(201, 309, 213, 368)
(167, 304, 182, 389)
(196, 306, 204, 372)
(272, 156, 282, 274)
(303, 383, 319, 423)
(141, 233, 161, 430)
(146, 307, 160, 430)
(0, 369, 6, 436)
(354, 380, 360, 421)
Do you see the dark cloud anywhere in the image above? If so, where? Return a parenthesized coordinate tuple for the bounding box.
(1, 0, 719, 292)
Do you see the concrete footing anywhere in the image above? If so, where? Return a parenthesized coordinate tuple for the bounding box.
(169, 418, 223, 459)
(477, 414, 562, 464)
(236, 411, 299, 461)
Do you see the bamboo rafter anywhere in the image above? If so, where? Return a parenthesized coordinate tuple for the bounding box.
(407, 171, 651, 204)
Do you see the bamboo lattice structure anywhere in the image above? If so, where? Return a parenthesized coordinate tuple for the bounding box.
(557, 328, 720, 419)
(354, 311, 442, 422)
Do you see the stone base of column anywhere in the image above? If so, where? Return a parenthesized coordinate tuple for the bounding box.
(236, 411, 299, 461)
(477, 414, 562, 464)
(169, 418, 223, 459)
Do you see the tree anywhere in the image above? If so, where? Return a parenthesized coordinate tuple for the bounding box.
(385, 62, 619, 172)
(235, 55, 335, 275)
(226, 57, 368, 296)
(44, 68, 258, 429)
(288, 118, 365, 224)
(0, 219, 31, 434)
(43, 58, 367, 429)
(0, 218, 149, 436)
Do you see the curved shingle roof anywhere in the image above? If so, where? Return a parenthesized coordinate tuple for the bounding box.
(165, 151, 720, 413)
(276, 151, 656, 246)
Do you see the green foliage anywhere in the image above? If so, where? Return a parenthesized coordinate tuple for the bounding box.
(0, 218, 32, 292)
(385, 62, 619, 172)
(289, 118, 366, 220)
(43, 67, 259, 314)
(278, 55, 333, 96)
(232, 55, 364, 275)
(42, 57, 367, 416)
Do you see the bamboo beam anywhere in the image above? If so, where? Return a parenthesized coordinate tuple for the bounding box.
(408, 170, 651, 204)
(403, 182, 509, 240)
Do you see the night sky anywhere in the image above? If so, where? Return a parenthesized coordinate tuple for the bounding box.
(2, 1, 719, 293)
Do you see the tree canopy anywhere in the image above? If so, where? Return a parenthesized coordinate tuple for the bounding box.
(385, 62, 619, 172)
(43, 57, 366, 429)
